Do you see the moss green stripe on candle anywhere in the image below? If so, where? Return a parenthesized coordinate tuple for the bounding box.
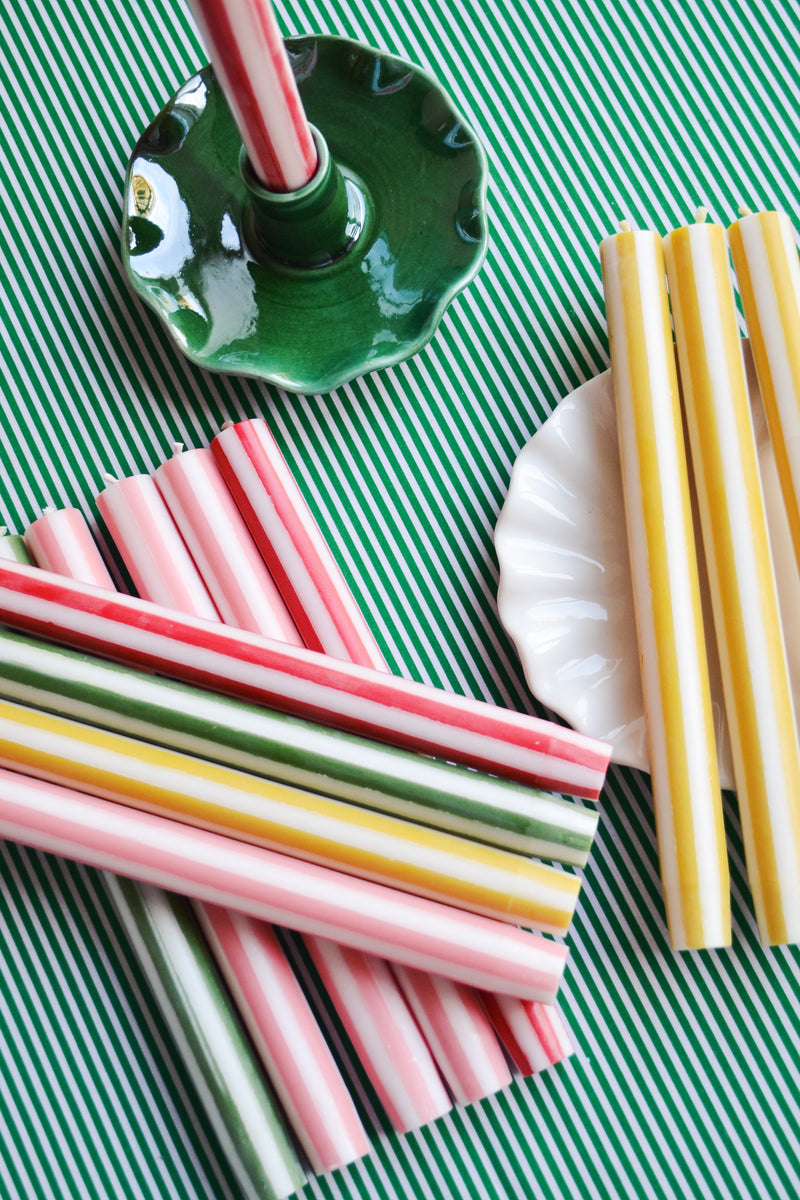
(105, 877, 304, 1200)
(0, 696, 580, 934)
(0, 531, 33, 564)
(0, 629, 597, 866)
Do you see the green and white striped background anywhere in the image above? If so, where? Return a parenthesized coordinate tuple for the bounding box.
(2, 0, 800, 1196)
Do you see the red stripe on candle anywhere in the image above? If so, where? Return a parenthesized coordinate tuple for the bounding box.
(0, 561, 611, 796)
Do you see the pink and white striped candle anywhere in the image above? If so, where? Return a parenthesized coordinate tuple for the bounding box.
(185, 0, 317, 192)
(25, 507, 115, 589)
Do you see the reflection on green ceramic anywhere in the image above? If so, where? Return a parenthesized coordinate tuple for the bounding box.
(122, 36, 488, 395)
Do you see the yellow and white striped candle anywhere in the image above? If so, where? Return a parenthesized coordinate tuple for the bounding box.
(728, 209, 800, 570)
(663, 211, 800, 946)
(600, 224, 729, 951)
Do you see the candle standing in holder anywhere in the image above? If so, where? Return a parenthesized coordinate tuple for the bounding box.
(600, 222, 729, 951)
(185, 0, 317, 193)
(664, 209, 800, 946)
(728, 209, 800, 572)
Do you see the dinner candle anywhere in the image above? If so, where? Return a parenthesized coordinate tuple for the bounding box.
(106, 878, 304, 1200)
(0, 527, 32, 564)
(305, 939, 452, 1131)
(28, 506, 351, 1172)
(212, 419, 386, 667)
(0, 560, 612, 799)
(214, 416, 573, 1097)
(391, 965, 512, 1105)
(98, 472, 220, 620)
(103, 473, 460, 1136)
(600, 224, 729, 951)
(728, 210, 800, 569)
(0, 696, 580, 934)
(0, 768, 568, 1001)
(196, 907, 370, 1172)
(154, 445, 301, 644)
(663, 211, 800, 945)
(185, 0, 317, 192)
(24, 507, 115, 588)
(480, 994, 573, 1076)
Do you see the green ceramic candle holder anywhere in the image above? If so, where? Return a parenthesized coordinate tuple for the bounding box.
(122, 36, 489, 395)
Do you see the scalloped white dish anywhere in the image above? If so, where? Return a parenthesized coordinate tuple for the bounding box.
(495, 343, 800, 791)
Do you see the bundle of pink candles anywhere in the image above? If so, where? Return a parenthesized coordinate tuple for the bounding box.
(0, 414, 606, 1187)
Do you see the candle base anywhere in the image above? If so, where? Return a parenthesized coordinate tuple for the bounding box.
(122, 36, 488, 394)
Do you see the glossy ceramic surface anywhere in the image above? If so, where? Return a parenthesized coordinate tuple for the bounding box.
(494, 342, 800, 791)
(122, 37, 488, 394)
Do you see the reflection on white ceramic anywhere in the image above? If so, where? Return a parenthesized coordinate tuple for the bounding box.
(494, 343, 800, 791)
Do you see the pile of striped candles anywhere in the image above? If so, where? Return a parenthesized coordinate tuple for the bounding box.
(600, 206, 800, 954)
(0, 417, 610, 1197)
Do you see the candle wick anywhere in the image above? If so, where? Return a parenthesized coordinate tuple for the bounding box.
(618, 218, 632, 233)
(172, 442, 185, 456)
(0, 526, 6, 537)
(102, 472, 118, 484)
(221, 420, 235, 430)
(738, 205, 753, 217)
(42, 505, 56, 514)
(695, 206, 708, 224)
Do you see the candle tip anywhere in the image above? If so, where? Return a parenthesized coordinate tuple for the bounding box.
(102, 472, 117, 484)
(0, 526, 6, 537)
(738, 205, 753, 217)
(695, 206, 708, 224)
(618, 218, 632, 233)
(172, 442, 184, 456)
(42, 505, 56, 514)
(221, 420, 235, 430)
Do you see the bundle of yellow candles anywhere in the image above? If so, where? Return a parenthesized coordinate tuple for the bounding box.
(600, 206, 800, 951)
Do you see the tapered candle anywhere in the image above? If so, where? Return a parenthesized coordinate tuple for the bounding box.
(391, 965, 511, 1105)
(32, 513, 368, 1174)
(212, 419, 387, 667)
(0, 560, 611, 798)
(99, 482, 462, 1133)
(98, 472, 220, 620)
(185, 0, 317, 192)
(0, 527, 32, 564)
(154, 445, 301, 644)
(664, 211, 800, 945)
(0, 768, 568, 1001)
(197, 908, 370, 1172)
(480, 994, 573, 1076)
(728, 210, 800, 570)
(600, 224, 729, 951)
(305, 940, 452, 1131)
(0, 696, 580, 934)
(25, 507, 115, 588)
(106, 879, 304, 1200)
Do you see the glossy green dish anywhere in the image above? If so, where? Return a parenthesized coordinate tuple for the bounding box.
(122, 36, 488, 394)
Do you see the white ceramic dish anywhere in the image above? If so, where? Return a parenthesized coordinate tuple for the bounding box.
(494, 343, 800, 790)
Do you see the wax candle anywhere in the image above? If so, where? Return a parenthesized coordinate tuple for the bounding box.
(153, 446, 301, 644)
(391, 965, 511, 1105)
(480, 994, 573, 1076)
(0, 560, 611, 799)
(196, 907, 370, 1172)
(185, 0, 317, 192)
(0, 768, 568, 1001)
(0, 696, 580, 934)
(0, 527, 32, 564)
(305, 940, 452, 1131)
(25, 507, 115, 588)
(663, 211, 800, 945)
(106, 878, 304, 1200)
(98, 472, 220, 620)
(600, 223, 729, 951)
(212, 419, 387, 667)
(728, 210, 800, 570)
(214, 417, 573, 1093)
(101, 471, 461, 1133)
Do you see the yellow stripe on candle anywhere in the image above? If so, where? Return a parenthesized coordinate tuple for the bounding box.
(664, 218, 800, 946)
(728, 210, 800, 569)
(600, 228, 729, 950)
(0, 698, 579, 935)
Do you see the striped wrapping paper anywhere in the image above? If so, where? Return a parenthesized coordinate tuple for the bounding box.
(2, 1, 800, 1199)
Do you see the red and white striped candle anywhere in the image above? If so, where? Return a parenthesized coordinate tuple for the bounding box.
(185, 0, 317, 192)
